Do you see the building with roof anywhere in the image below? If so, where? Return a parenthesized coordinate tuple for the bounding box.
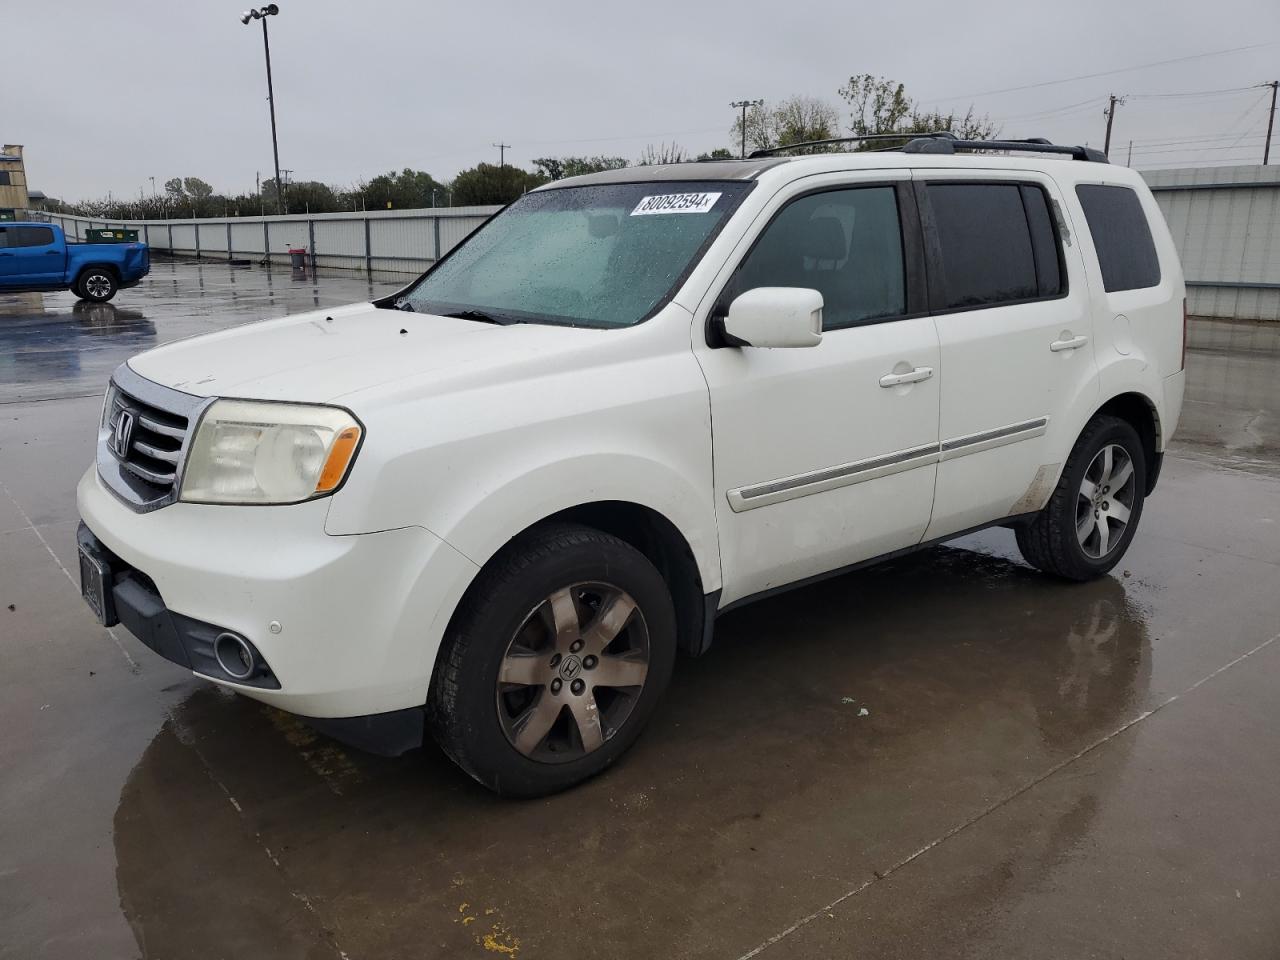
(1, 145, 31, 220)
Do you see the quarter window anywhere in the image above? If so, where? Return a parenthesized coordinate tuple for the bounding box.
(1075, 184, 1161, 292)
(731, 186, 906, 330)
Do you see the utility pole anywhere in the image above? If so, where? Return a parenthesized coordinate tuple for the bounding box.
(492, 142, 511, 168)
(1127, 140, 1133, 167)
(1103, 94, 1125, 159)
(731, 99, 764, 159)
(148, 176, 156, 198)
(1265, 80, 1278, 165)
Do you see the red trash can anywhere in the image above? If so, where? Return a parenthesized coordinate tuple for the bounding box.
(289, 247, 308, 278)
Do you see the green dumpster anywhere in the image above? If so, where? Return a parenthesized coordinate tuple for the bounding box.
(85, 228, 140, 243)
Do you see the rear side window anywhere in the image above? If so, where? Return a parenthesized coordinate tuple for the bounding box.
(732, 185, 906, 330)
(1075, 185, 1161, 292)
(927, 183, 1058, 310)
(0, 229, 8, 249)
(10, 226, 54, 247)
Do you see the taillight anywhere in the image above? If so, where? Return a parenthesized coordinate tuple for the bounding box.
(1181, 297, 1188, 371)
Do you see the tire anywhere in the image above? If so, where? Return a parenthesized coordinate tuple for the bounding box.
(76, 268, 118, 303)
(1016, 415, 1147, 581)
(428, 523, 677, 797)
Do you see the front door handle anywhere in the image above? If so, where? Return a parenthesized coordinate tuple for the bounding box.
(879, 366, 934, 388)
(1050, 335, 1089, 352)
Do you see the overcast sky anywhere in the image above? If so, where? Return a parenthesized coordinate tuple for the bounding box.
(7, 0, 1280, 201)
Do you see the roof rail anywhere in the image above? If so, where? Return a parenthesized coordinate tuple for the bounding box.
(749, 131, 1108, 164)
(747, 132, 955, 158)
(903, 136, 1108, 163)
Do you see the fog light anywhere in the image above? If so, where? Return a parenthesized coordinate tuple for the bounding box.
(214, 632, 255, 681)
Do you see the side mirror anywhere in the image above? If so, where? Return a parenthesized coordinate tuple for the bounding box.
(719, 287, 823, 348)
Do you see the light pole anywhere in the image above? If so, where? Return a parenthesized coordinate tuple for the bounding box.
(731, 99, 764, 159)
(240, 4, 285, 214)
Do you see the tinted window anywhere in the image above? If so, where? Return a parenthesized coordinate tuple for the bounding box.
(733, 186, 905, 330)
(1020, 185, 1064, 298)
(1075, 184, 1161, 292)
(928, 183, 1038, 309)
(10, 226, 54, 247)
(0, 229, 8, 249)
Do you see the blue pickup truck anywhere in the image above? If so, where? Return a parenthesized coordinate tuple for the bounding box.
(0, 222, 149, 302)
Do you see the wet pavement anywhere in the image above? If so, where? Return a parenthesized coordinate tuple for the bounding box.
(2, 261, 1278, 959)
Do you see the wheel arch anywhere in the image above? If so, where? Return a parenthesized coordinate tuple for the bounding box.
(1094, 391, 1161, 494)
(72, 262, 121, 291)
(446, 500, 715, 660)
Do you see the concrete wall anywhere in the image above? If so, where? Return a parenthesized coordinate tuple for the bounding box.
(1142, 165, 1280, 322)
(41, 205, 503, 276)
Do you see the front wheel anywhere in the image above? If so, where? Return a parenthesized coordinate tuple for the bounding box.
(76, 269, 118, 302)
(428, 524, 677, 797)
(1016, 415, 1147, 581)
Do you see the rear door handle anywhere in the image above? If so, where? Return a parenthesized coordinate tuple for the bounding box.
(1050, 335, 1089, 352)
(879, 366, 934, 388)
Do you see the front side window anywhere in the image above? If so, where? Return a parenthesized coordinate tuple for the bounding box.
(400, 181, 751, 328)
(1075, 184, 1161, 292)
(10, 226, 54, 247)
(729, 186, 906, 330)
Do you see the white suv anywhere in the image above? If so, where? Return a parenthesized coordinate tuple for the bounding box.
(77, 137, 1186, 795)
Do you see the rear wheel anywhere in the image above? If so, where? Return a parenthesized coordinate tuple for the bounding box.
(76, 269, 118, 302)
(1016, 415, 1147, 581)
(428, 524, 676, 797)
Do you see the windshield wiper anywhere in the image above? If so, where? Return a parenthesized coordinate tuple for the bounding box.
(394, 298, 415, 312)
(443, 309, 516, 326)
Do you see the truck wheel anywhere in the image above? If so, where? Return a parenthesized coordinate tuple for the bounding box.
(428, 523, 677, 797)
(1016, 415, 1147, 581)
(76, 269, 118, 303)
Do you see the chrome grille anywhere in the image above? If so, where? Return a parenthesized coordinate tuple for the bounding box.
(97, 364, 210, 513)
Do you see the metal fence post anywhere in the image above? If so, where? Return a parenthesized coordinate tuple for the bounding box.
(227, 221, 233, 262)
(433, 215, 442, 262)
(308, 219, 317, 275)
(143, 223, 150, 247)
(263, 220, 270, 265)
(168, 223, 173, 252)
(194, 221, 201, 260)
(364, 217, 372, 275)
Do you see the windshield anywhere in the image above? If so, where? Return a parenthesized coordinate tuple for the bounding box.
(398, 180, 752, 328)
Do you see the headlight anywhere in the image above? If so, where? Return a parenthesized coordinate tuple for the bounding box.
(179, 400, 363, 505)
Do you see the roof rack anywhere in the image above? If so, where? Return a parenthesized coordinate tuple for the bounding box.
(749, 131, 1108, 164)
(903, 135, 1108, 163)
(748, 132, 953, 158)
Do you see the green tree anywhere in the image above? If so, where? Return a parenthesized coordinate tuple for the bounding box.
(837, 74, 998, 147)
(731, 96, 841, 154)
(695, 148, 735, 161)
(278, 180, 340, 213)
(636, 142, 688, 166)
(358, 168, 449, 209)
(450, 163, 547, 205)
(182, 177, 214, 200)
(531, 156, 629, 181)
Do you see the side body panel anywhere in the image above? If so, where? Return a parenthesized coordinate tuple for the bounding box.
(920, 169, 1101, 540)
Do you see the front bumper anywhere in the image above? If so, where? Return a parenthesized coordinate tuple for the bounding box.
(77, 467, 479, 721)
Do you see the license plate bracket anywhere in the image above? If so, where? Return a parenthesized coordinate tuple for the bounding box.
(78, 538, 119, 627)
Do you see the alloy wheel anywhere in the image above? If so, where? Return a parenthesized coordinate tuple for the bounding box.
(1076, 443, 1136, 559)
(496, 581, 650, 763)
(84, 274, 112, 299)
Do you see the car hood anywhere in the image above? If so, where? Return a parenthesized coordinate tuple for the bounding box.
(127, 302, 607, 405)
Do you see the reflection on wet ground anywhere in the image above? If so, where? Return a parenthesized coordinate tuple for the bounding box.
(0, 259, 398, 403)
(1, 265, 1278, 959)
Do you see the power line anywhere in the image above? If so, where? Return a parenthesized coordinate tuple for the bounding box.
(1128, 84, 1264, 100)
(925, 41, 1279, 104)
